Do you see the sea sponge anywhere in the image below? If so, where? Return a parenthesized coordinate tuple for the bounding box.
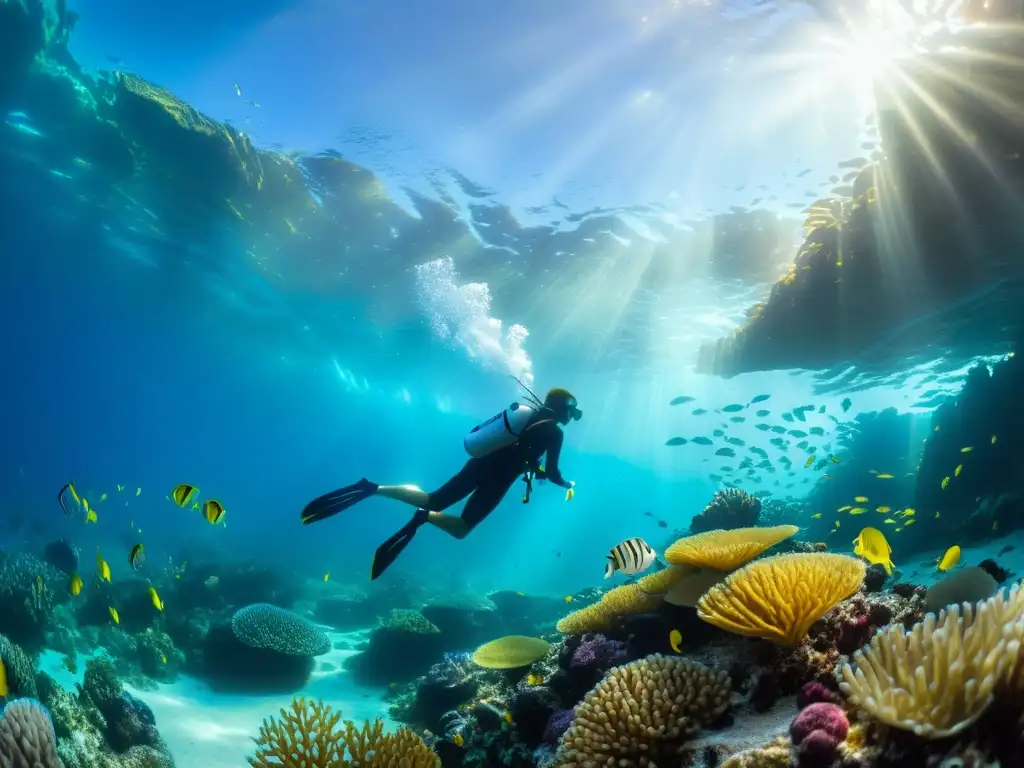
(697, 553, 866, 645)
(790, 702, 849, 759)
(248, 697, 438, 768)
(0, 698, 62, 768)
(231, 603, 330, 656)
(471, 636, 551, 669)
(839, 585, 1024, 738)
(690, 488, 762, 534)
(556, 583, 663, 634)
(665, 525, 799, 570)
(551, 654, 730, 766)
(925, 566, 999, 614)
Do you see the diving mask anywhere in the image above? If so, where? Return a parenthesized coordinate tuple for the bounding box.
(567, 397, 582, 421)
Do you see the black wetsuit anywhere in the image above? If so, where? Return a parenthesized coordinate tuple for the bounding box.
(426, 416, 568, 530)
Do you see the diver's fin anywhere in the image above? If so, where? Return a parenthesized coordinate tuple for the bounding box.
(301, 478, 379, 525)
(370, 508, 429, 580)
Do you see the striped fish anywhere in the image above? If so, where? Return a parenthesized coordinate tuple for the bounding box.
(604, 537, 656, 579)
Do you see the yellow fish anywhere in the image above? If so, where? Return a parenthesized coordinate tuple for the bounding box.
(136, 488, 142, 496)
(0, 659, 7, 697)
(452, 733, 464, 747)
(883, 518, 896, 525)
(563, 596, 573, 604)
(565, 487, 575, 502)
(526, 673, 544, 685)
(83, 497, 90, 514)
(876, 506, 891, 514)
(875, 474, 894, 479)
(68, 573, 83, 596)
(991, 435, 998, 445)
(849, 507, 867, 515)
(669, 629, 683, 654)
(203, 500, 226, 525)
(934, 425, 940, 431)
(829, 454, 840, 464)
(837, 505, 852, 512)
(171, 484, 199, 507)
(954, 464, 963, 477)
(148, 586, 164, 611)
(833, 521, 840, 528)
(85, 509, 98, 524)
(811, 513, 822, 519)
(96, 553, 111, 583)
(36, 575, 43, 595)
(941, 476, 950, 490)
(804, 456, 815, 469)
(935, 512, 941, 519)
(99, 493, 108, 502)
(854, 496, 869, 503)
(109, 606, 120, 624)
(961, 446, 973, 453)
(503, 712, 513, 725)
(936, 545, 960, 572)
(904, 520, 916, 527)
(903, 508, 916, 517)
(323, 571, 329, 582)
(853, 527, 894, 574)
(161, 655, 167, 665)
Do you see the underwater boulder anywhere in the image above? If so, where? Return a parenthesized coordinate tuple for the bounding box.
(42, 539, 78, 575)
(421, 597, 500, 649)
(199, 603, 330, 693)
(314, 594, 380, 631)
(344, 609, 446, 685)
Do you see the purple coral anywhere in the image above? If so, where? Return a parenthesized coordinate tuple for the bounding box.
(543, 708, 574, 747)
(790, 702, 848, 764)
(570, 633, 626, 670)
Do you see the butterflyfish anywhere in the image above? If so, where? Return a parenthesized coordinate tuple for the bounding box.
(171, 484, 199, 507)
(203, 500, 226, 525)
(58, 482, 80, 516)
(148, 586, 164, 611)
(129, 544, 145, 571)
(604, 537, 656, 578)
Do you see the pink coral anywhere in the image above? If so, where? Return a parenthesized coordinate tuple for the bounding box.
(790, 702, 848, 759)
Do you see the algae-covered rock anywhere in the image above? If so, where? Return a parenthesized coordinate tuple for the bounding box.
(344, 609, 446, 685)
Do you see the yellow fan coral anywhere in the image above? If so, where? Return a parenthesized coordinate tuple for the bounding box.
(472, 635, 551, 669)
(697, 553, 866, 645)
(665, 525, 799, 571)
(248, 697, 439, 767)
(635, 564, 690, 594)
(556, 583, 663, 634)
(839, 584, 1024, 739)
(552, 654, 730, 766)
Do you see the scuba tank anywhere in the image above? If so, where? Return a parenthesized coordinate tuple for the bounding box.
(463, 402, 537, 458)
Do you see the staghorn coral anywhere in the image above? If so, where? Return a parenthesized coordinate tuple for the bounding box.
(839, 584, 1024, 739)
(665, 525, 799, 571)
(690, 489, 762, 534)
(248, 697, 438, 767)
(471, 636, 551, 669)
(697, 553, 866, 645)
(555, 583, 662, 634)
(551, 654, 730, 766)
(231, 603, 330, 656)
(0, 698, 62, 768)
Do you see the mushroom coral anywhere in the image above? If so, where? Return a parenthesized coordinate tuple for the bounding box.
(697, 552, 866, 645)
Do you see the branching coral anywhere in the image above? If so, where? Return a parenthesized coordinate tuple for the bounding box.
(0, 698, 62, 768)
(697, 553, 866, 645)
(839, 584, 1024, 739)
(248, 696, 439, 768)
(690, 489, 762, 534)
(551, 654, 730, 766)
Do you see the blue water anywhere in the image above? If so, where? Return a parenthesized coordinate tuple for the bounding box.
(4, 0, 1024, 764)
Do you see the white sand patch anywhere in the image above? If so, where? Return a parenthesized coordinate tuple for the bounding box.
(39, 630, 392, 768)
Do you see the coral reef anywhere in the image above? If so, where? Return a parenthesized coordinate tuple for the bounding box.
(551, 654, 730, 765)
(248, 697, 438, 767)
(690, 489, 763, 534)
(345, 609, 446, 685)
(0, 551, 66, 648)
(0, 698, 62, 768)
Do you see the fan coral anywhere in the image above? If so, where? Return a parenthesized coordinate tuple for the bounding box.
(839, 585, 1024, 738)
(551, 654, 730, 766)
(665, 525, 799, 570)
(231, 603, 331, 656)
(0, 698, 61, 768)
(471, 635, 551, 669)
(555, 583, 662, 633)
(690, 489, 762, 534)
(697, 553, 866, 645)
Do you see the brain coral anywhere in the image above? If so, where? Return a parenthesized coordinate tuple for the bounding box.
(231, 604, 331, 657)
(840, 584, 1024, 738)
(0, 698, 61, 768)
(697, 553, 866, 645)
(552, 654, 731, 766)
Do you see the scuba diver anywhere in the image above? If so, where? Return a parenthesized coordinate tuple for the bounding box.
(300, 384, 581, 580)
